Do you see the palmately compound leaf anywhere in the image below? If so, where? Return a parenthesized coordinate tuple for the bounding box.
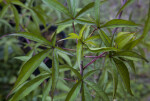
(113, 51, 148, 62)
(11, 32, 51, 46)
(43, 0, 72, 17)
(113, 58, 133, 95)
(10, 73, 50, 101)
(65, 80, 82, 101)
(12, 49, 51, 90)
(100, 19, 140, 28)
(85, 80, 109, 101)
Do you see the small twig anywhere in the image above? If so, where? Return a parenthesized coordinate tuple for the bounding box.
(89, 28, 98, 37)
(72, 22, 76, 33)
(84, 55, 105, 58)
(62, 48, 76, 51)
(83, 52, 106, 70)
(64, 78, 76, 82)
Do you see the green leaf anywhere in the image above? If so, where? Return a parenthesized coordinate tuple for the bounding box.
(77, 40, 82, 68)
(75, 18, 95, 25)
(56, 19, 73, 25)
(11, 32, 51, 45)
(113, 51, 148, 62)
(51, 31, 57, 46)
(65, 80, 82, 101)
(99, 29, 111, 47)
(82, 83, 92, 101)
(32, 8, 46, 27)
(141, 1, 150, 39)
(11, 0, 29, 9)
(42, 0, 71, 17)
(10, 73, 49, 101)
(122, 37, 142, 50)
(127, 60, 136, 74)
(0, 19, 12, 29)
(58, 51, 72, 67)
(55, 47, 74, 56)
(116, 0, 134, 17)
(113, 58, 133, 95)
(84, 35, 100, 42)
(79, 25, 86, 39)
(83, 69, 99, 79)
(75, 2, 94, 18)
(67, 0, 76, 17)
(51, 49, 59, 98)
(115, 32, 135, 49)
(109, 65, 118, 99)
(85, 80, 109, 101)
(100, 19, 140, 28)
(59, 65, 82, 79)
(94, 0, 101, 27)
(13, 49, 51, 90)
(42, 79, 52, 101)
(65, 33, 80, 39)
(0, 4, 9, 18)
(87, 47, 119, 53)
(11, 5, 20, 31)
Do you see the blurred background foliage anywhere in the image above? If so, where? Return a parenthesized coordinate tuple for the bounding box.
(0, 0, 150, 101)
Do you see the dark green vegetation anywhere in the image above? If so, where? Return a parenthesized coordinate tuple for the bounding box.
(0, 0, 150, 101)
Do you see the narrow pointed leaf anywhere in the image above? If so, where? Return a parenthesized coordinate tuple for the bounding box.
(60, 65, 81, 79)
(141, 1, 150, 39)
(11, 32, 51, 45)
(43, 0, 71, 17)
(83, 69, 99, 79)
(13, 49, 51, 89)
(94, 0, 101, 27)
(77, 40, 82, 68)
(0, 4, 9, 18)
(65, 33, 80, 39)
(115, 32, 135, 49)
(82, 83, 92, 101)
(113, 58, 133, 95)
(99, 30, 111, 47)
(85, 81, 109, 101)
(11, 5, 20, 30)
(75, 2, 94, 18)
(67, 0, 76, 17)
(79, 25, 86, 39)
(127, 60, 136, 74)
(88, 47, 119, 53)
(113, 51, 148, 62)
(116, 0, 134, 17)
(10, 73, 50, 101)
(100, 19, 140, 28)
(65, 80, 82, 101)
(55, 47, 74, 56)
(42, 79, 52, 101)
(56, 19, 73, 25)
(51, 49, 59, 98)
(75, 18, 95, 25)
